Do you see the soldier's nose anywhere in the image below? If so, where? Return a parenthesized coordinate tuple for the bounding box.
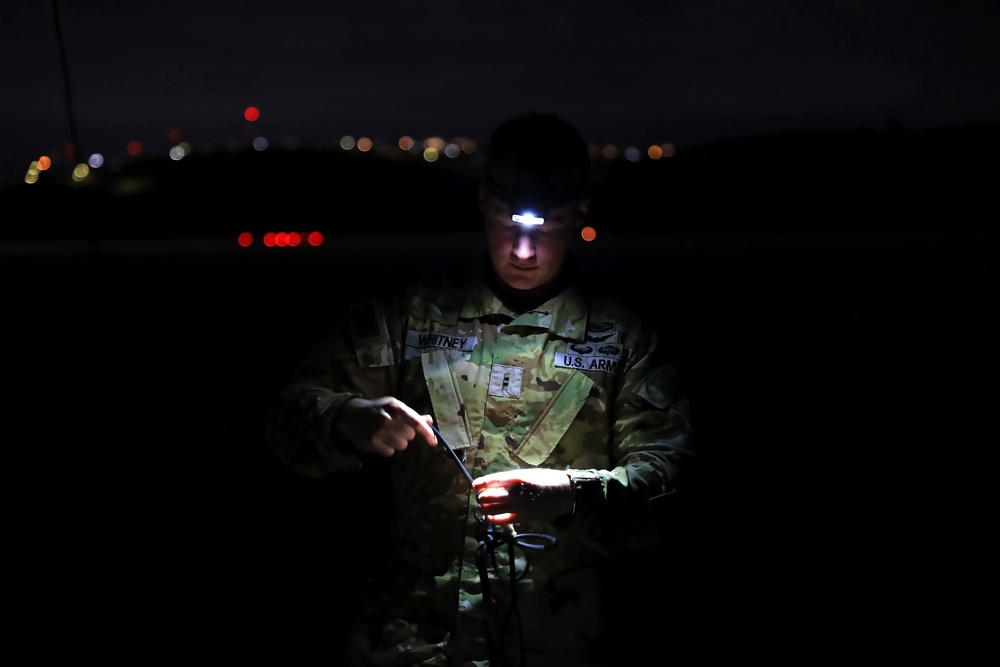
(514, 233, 534, 259)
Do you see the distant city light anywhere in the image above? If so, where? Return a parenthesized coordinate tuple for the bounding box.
(244, 106, 261, 122)
(581, 226, 597, 242)
(340, 135, 356, 150)
(444, 143, 461, 158)
(423, 147, 439, 162)
(24, 160, 41, 184)
(127, 140, 143, 156)
(88, 153, 104, 168)
(624, 147, 641, 162)
(357, 137, 373, 152)
(398, 136, 415, 151)
(252, 136, 269, 151)
(648, 145, 663, 159)
(71, 163, 90, 182)
(37, 156, 52, 170)
(168, 127, 184, 143)
(660, 143, 676, 157)
(252, 231, 324, 248)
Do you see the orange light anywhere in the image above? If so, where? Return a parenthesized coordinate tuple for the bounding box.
(580, 226, 597, 242)
(37, 156, 52, 170)
(647, 145, 663, 159)
(244, 106, 261, 122)
(238, 232, 253, 247)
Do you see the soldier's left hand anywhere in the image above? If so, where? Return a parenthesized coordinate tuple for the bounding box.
(473, 468, 574, 525)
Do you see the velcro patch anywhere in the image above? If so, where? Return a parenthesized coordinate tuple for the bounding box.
(555, 342, 623, 373)
(586, 320, 619, 343)
(488, 364, 523, 398)
(404, 330, 477, 359)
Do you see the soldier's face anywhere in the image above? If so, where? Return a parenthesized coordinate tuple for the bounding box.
(481, 190, 587, 292)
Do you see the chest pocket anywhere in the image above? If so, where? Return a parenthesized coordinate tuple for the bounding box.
(512, 371, 594, 466)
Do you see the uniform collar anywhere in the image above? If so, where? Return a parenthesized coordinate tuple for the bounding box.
(460, 263, 590, 341)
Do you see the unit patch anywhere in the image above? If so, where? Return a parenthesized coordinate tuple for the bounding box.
(488, 364, 523, 398)
(555, 342, 623, 373)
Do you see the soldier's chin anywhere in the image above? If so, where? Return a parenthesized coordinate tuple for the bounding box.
(501, 271, 544, 290)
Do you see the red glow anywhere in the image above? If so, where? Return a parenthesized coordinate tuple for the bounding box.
(581, 226, 597, 242)
(287, 232, 302, 247)
(168, 127, 183, 143)
(238, 232, 253, 247)
(37, 156, 52, 170)
(127, 140, 143, 156)
(263, 232, 276, 247)
(244, 106, 261, 122)
(307, 231, 324, 246)
(275, 232, 288, 247)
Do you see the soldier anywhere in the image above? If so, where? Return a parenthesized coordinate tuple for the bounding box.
(265, 112, 695, 666)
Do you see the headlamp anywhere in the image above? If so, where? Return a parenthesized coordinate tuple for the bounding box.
(511, 211, 545, 226)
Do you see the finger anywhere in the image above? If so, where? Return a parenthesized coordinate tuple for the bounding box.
(472, 472, 515, 491)
(419, 414, 437, 446)
(388, 402, 438, 446)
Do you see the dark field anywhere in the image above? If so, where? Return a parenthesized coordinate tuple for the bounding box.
(3, 128, 996, 665)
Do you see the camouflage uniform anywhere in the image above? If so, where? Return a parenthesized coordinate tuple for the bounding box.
(265, 263, 693, 667)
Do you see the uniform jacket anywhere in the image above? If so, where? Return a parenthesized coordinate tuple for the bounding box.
(265, 262, 694, 666)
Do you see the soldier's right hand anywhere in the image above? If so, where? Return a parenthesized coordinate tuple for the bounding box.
(334, 396, 437, 457)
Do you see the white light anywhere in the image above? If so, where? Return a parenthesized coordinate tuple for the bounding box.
(512, 213, 544, 226)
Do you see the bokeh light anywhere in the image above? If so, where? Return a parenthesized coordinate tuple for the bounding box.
(307, 231, 324, 246)
(423, 147, 439, 162)
(238, 232, 253, 247)
(581, 226, 597, 242)
(398, 136, 415, 151)
(244, 106, 261, 122)
(340, 135, 356, 150)
(357, 137, 373, 152)
(127, 140, 143, 156)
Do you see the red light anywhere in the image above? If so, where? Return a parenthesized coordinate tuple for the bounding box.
(167, 127, 183, 143)
(244, 106, 261, 122)
(307, 231, 323, 246)
(275, 232, 288, 247)
(288, 232, 302, 247)
(263, 232, 276, 247)
(127, 140, 143, 156)
(238, 232, 253, 247)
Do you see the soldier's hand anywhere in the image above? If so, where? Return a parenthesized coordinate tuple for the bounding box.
(334, 396, 437, 457)
(473, 468, 574, 525)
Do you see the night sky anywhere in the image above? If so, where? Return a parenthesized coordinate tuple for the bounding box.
(3, 0, 999, 172)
